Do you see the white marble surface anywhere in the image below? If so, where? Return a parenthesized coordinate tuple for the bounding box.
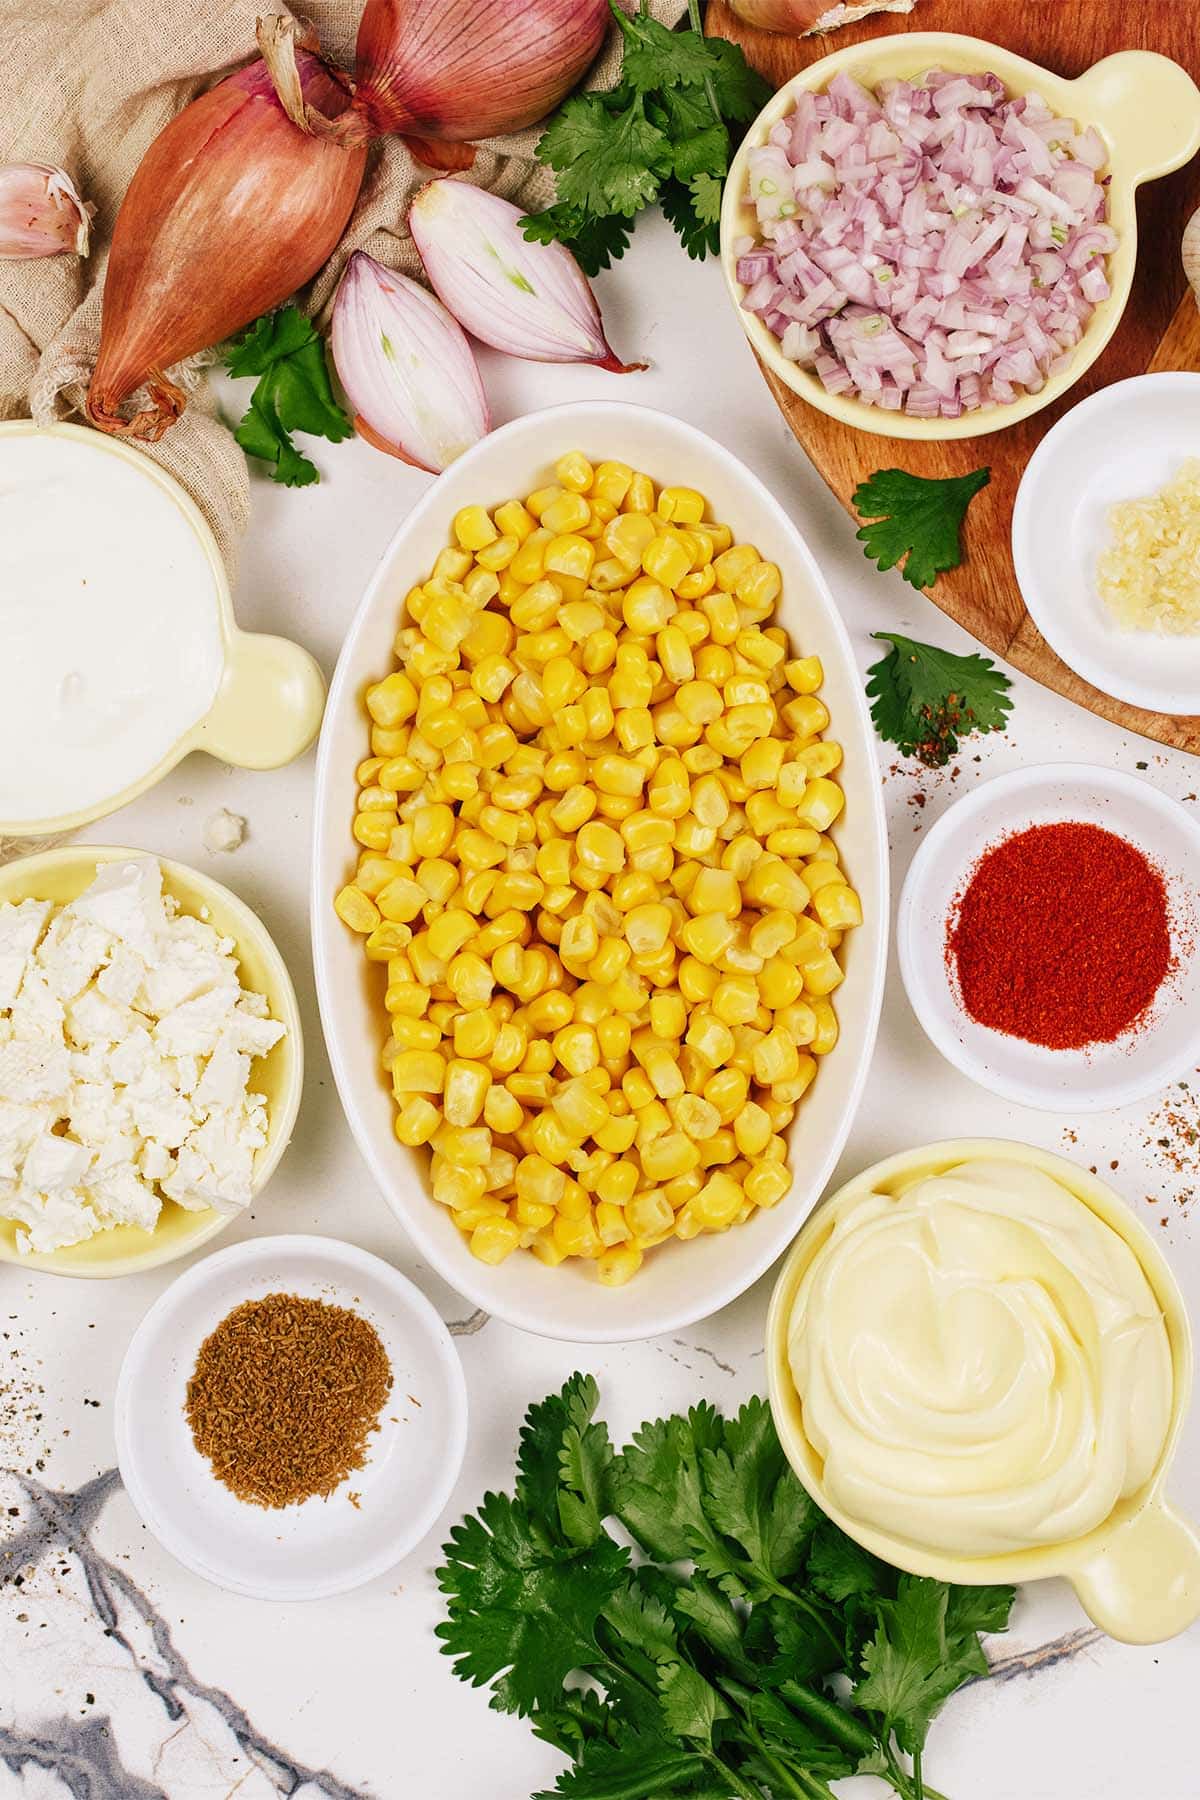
(2, 207, 1198, 1800)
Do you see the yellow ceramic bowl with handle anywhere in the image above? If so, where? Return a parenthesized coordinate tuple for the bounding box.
(0, 846, 303, 1278)
(0, 421, 327, 839)
(766, 1138, 1200, 1645)
(720, 33, 1200, 440)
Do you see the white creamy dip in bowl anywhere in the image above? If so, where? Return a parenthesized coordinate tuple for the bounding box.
(767, 1139, 1200, 1644)
(0, 423, 326, 836)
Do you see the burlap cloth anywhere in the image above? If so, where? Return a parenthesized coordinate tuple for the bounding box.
(0, 0, 685, 570)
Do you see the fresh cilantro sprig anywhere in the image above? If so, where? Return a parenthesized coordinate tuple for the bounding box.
(226, 305, 351, 487)
(522, 0, 771, 273)
(852, 467, 991, 590)
(867, 632, 1013, 767)
(438, 1377, 1014, 1800)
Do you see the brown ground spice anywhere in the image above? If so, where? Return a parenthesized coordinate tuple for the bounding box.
(185, 1293, 392, 1508)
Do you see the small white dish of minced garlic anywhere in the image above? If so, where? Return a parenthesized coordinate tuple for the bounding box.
(1012, 372, 1200, 716)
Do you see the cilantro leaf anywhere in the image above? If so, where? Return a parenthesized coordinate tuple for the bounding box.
(658, 1662, 730, 1746)
(672, 1575, 752, 1675)
(852, 465, 990, 590)
(945, 1583, 1016, 1642)
(601, 1582, 680, 1666)
(659, 179, 721, 262)
(535, 1728, 709, 1800)
(535, 89, 671, 219)
(866, 631, 1013, 766)
(852, 1575, 991, 1758)
(532, 1688, 615, 1757)
(521, 203, 633, 276)
(517, 1374, 596, 1527)
(225, 305, 350, 487)
(436, 1489, 628, 1716)
(612, 1405, 724, 1564)
(700, 1397, 817, 1589)
(614, 6, 769, 123)
(806, 1524, 892, 1606)
(559, 1379, 616, 1547)
(689, 171, 725, 226)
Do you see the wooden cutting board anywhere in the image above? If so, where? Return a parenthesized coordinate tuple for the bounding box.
(707, 0, 1200, 753)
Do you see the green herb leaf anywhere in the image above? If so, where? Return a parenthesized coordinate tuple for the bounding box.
(225, 305, 350, 487)
(853, 1575, 989, 1758)
(436, 1489, 628, 1716)
(658, 1662, 730, 1745)
(852, 466, 991, 590)
(601, 1581, 680, 1667)
(517, 1374, 596, 1527)
(535, 1729, 709, 1800)
(612, 1405, 724, 1564)
(807, 1523, 892, 1605)
(524, 0, 766, 266)
(700, 1396, 817, 1589)
(865, 631, 1013, 766)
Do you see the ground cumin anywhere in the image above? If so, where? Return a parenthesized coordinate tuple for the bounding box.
(185, 1293, 392, 1508)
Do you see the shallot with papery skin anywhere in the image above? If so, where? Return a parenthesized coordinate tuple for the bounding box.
(738, 70, 1115, 416)
(726, 0, 914, 36)
(330, 252, 490, 472)
(86, 49, 366, 441)
(0, 163, 93, 259)
(409, 181, 644, 370)
(353, 0, 609, 143)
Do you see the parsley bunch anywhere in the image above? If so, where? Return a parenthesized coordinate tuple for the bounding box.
(438, 1376, 1013, 1800)
(867, 633, 1013, 768)
(522, 0, 771, 274)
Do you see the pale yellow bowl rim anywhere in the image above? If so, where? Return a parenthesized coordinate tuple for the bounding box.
(765, 1136, 1193, 1584)
(720, 33, 1200, 441)
(0, 421, 326, 838)
(0, 845, 304, 1278)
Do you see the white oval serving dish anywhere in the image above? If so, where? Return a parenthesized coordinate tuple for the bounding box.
(311, 401, 889, 1342)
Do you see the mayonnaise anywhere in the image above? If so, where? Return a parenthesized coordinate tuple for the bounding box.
(0, 432, 223, 823)
(788, 1159, 1173, 1559)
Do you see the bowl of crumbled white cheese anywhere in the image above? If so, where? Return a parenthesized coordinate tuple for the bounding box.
(0, 849, 302, 1276)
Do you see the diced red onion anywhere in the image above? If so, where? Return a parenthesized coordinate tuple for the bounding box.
(739, 66, 1113, 415)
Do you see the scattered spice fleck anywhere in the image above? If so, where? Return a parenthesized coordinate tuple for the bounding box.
(185, 1293, 392, 1509)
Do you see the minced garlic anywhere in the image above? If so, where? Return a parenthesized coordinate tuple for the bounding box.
(1097, 458, 1200, 635)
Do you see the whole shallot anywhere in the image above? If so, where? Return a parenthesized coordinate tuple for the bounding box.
(409, 180, 643, 370)
(353, 0, 608, 144)
(86, 47, 366, 441)
(0, 163, 93, 259)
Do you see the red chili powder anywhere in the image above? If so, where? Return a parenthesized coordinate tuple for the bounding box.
(947, 821, 1171, 1050)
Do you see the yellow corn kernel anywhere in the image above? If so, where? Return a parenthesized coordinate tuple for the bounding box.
(685, 1009, 735, 1069)
(452, 505, 497, 551)
(622, 577, 674, 635)
(692, 1170, 744, 1231)
(375, 876, 426, 924)
(552, 1076, 610, 1141)
(469, 1215, 521, 1265)
(676, 680, 724, 726)
(595, 1161, 638, 1209)
(649, 991, 687, 1040)
(790, 776, 843, 832)
(620, 902, 671, 958)
(540, 490, 590, 535)
(641, 1044, 684, 1101)
(711, 976, 761, 1029)
(544, 533, 594, 581)
(669, 1092, 720, 1143)
(391, 1051, 446, 1094)
(735, 560, 782, 613)
(594, 1201, 631, 1248)
(640, 1131, 700, 1183)
(594, 1243, 641, 1285)
(812, 882, 862, 930)
(741, 737, 786, 792)
(656, 625, 695, 685)
(704, 1068, 749, 1123)
(676, 957, 716, 1005)
(393, 1096, 441, 1147)
(451, 1008, 496, 1060)
(551, 450, 592, 493)
(443, 1059, 490, 1127)
(436, 1126, 494, 1169)
(483, 1085, 524, 1136)
(528, 1229, 567, 1266)
(389, 1015, 440, 1051)
(513, 1154, 564, 1210)
(642, 532, 693, 591)
(745, 1162, 791, 1209)
(751, 1029, 800, 1087)
(627, 1188, 674, 1240)
(576, 820, 626, 874)
(692, 865, 745, 918)
(736, 628, 785, 671)
(366, 671, 418, 728)
(622, 469, 656, 513)
(492, 498, 534, 542)
(334, 885, 380, 933)
(353, 811, 395, 851)
(657, 485, 705, 525)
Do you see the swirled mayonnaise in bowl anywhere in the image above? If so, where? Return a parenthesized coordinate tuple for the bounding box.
(767, 1140, 1200, 1644)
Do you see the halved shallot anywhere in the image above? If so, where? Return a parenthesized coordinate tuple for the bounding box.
(409, 181, 643, 370)
(330, 252, 490, 472)
(86, 50, 366, 441)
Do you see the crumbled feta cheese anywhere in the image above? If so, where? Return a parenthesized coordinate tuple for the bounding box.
(0, 857, 286, 1253)
(0, 900, 51, 1009)
(203, 809, 247, 855)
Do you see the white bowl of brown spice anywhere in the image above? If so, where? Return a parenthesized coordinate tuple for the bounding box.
(114, 1234, 468, 1600)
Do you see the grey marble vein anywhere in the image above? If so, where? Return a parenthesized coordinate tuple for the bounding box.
(2, 1467, 373, 1800)
(445, 1308, 489, 1338)
(980, 1625, 1104, 1683)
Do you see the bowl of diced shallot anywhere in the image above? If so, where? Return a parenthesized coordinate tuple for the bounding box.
(719, 32, 1200, 439)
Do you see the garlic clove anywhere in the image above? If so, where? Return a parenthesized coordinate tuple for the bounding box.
(330, 251, 490, 472)
(409, 179, 644, 372)
(1185, 206, 1200, 311)
(0, 162, 94, 260)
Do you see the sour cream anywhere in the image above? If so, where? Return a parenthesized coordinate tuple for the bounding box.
(0, 431, 223, 823)
(788, 1158, 1173, 1559)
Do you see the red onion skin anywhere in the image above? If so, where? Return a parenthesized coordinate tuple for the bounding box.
(354, 0, 609, 142)
(87, 55, 366, 441)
